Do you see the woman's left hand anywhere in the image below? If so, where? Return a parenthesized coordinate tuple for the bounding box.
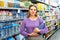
(33, 28, 40, 33)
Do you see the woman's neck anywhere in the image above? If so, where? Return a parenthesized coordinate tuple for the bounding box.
(30, 16, 36, 19)
(29, 16, 38, 21)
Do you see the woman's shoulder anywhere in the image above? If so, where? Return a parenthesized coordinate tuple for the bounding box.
(38, 16, 43, 20)
(23, 18, 28, 22)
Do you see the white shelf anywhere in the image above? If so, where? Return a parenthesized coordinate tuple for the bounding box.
(46, 30, 54, 39)
(45, 10, 49, 12)
(46, 29, 58, 40)
(0, 7, 29, 10)
(0, 7, 20, 9)
(20, 7, 29, 10)
(38, 10, 49, 12)
(46, 33, 53, 39)
(45, 19, 58, 22)
(45, 20, 51, 22)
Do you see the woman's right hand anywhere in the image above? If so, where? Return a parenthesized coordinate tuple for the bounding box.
(28, 32, 39, 37)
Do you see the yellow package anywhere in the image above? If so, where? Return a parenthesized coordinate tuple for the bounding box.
(37, 3, 44, 10)
(0, 1, 4, 7)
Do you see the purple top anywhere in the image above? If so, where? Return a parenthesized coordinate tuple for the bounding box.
(20, 17, 48, 37)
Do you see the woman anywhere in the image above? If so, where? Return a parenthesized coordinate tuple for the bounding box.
(20, 5, 48, 40)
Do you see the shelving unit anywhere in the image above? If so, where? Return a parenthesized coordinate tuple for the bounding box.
(0, 0, 22, 40)
(0, 9, 22, 40)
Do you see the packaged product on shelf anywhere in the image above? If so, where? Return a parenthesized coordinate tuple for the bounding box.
(0, 23, 4, 39)
(23, 1, 32, 7)
(8, 24, 13, 36)
(12, 23, 19, 34)
(44, 5, 47, 10)
(6, 11, 10, 20)
(52, 16, 55, 20)
(6, 37, 15, 40)
(8, 2, 14, 7)
(20, 11, 24, 19)
(6, 11, 13, 20)
(5, 26, 10, 37)
(16, 13, 19, 18)
(47, 5, 50, 10)
(46, 16, 50, 21)
(45, 12, 49, 16)
(14, 3, 20, 8)
(11, 10, 17, 19)
(20, 2, 24, 7)
(47, 26, 50, 30)
(37, 3, 44, 10)
(0, 11, 2, 20)
(38, 11, 43, 16)
(46, 21, 51, 27)
(1, 11, 6, 20)
(24, 12, 27, 18)
(0, 1, 4, 7)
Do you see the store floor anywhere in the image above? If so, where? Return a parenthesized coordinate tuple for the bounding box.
(48, 29, 60, 40)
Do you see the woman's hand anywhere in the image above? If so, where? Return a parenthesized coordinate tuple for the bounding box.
(28, 28, 40, 37)
(33, 28, 40, 33)
(28, 32, 39, 37)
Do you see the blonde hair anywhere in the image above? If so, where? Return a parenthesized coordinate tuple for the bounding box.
(27, 5, 38, 18)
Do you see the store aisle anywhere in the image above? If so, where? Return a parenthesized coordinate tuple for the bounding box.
(48, 29, 60, 40)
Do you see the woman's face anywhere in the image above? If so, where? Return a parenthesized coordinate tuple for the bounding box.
(29, 6, 37, 16)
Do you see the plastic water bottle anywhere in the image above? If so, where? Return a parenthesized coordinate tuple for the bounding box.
(20, 34, 25, 40)
(6, 37, 15, 40)
(0, 23, 5, 39)
(16, 34, 20, 40)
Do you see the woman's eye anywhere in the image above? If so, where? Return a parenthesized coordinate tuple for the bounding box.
(30, 9, 33, 10)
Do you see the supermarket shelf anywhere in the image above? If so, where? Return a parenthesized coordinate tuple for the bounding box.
(46, 33, 53, 40)
(0, 7, 29, 10)
(31, 0, 57, 8)
(31, 0, 49, 5)
(45, 10, 49, 12)
(38, 10, 49, 12)
(0, 7, 20, 10)
(45, 19, 58, 22)
(46, 29, 59, 40)
(44, 20, 51, 22)
(20, 7, 29, 10)
(0, 18, 23, 23)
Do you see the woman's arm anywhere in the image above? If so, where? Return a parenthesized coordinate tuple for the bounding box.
(20, 19, 28, 37)
(33, 17, 48, 34)
(39, 17, 48, 34)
